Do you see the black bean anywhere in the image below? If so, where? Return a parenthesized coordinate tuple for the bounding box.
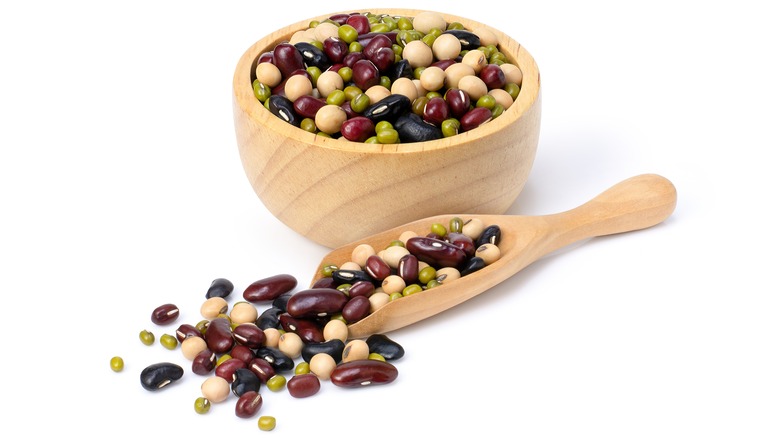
(460, 257, 486, 276)
(476, 225, 502, 246)
(395, 113, 443, 143)
(140, 362, 184, 391)
(255, 346, 295, 372)
(366, 334, 405, 361)
(386, 58, 413, 82)
(442, 29, 482, 51)
(301, 339, 345, 364)
(267, 95, 302, 127)
(255, 307, 283, 330)
(206, 278, 234, 299)
(363, 94, 411, 124)
(331, 269, 374, 285)
(295, 42, 330, 70)
(231, 368, 262, 397)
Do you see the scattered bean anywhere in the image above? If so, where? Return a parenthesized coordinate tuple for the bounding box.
(151, 303, 179, 325)
(140, 362, 184, 391)
(330, 359, 399, 387)
(201, 375, 231, 403)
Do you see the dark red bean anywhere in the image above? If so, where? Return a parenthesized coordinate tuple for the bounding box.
(365, 255, 391, 281)
(406, 236, 468, 269)
(397, 254, 419, 284)
(257, 51, 273, 65)
(444, 88, 471, 119)
(287, 373, 321, 398)
(362, 34, 393, 60)
(357, 31, 398, 47)
(346, 14, 371, 34)
(342, 296, 371, 323)
(175, 323, 202, 343)
(243, 274, 298, 303)
(279, 313, 325, 343)
(328, 13, 350, 25)
(431, 59, 457, 71)
(341, 116, 375, 142)
(323, 37, 349, 64)
(340, 100, 361, 119)
(479, 64, 507, 90)
(343, 51, 365, 68)
(460, 107, 493, 132)
(206, 278, 234, 299)
(192, 349, 216, 376)
(230, 344, 256, 364)
(286, 288, 348, 319)
(215, 358, 246, 381)
(330, 359, 399, 388)
(352, 59, 380, 91)
(235, 391, 263, 418)
(248, 358, 276, 383)
(347, 280, 375, 298)
(273, 43, 305, 78)
(311, 276, 337, 289)
(370, 46, 396, 72)
(233, 323, 267, 349)
(205, 317, 234, 354)
(446, 232, 476, 257)
(423, 97, 450, 126)
(293, 95, 326, 119)
(151, 303, 179, 325)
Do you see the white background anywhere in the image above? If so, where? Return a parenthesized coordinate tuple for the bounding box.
(2, 1, 778, 436)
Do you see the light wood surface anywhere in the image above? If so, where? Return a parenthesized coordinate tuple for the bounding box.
(304, 174, 677, 338)
(233, 9, 542, 248)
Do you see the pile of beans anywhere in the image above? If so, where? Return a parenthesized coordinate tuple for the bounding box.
(252, 11, 523, 143)
(112, 216, 501, 431)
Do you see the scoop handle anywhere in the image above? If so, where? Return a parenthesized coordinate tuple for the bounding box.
(541, 174, 677, 251)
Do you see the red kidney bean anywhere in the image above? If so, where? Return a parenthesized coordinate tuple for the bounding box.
(312, 276, 337, 289)
(233, 323, 267, 349)
(205, 317, 234, 354)
(341, 116, 375, 142)
(279, 313, 325, 343)
(273, 43, 305, 77)
(235, 391, 263, 418)
(230, 344, 256, 364)
(286, 288, 348, 319)
(192, 349, 216, 376)
(406, 236, 468, 269)
(151, 303, 179, 325)
(342, 296, 371, 323)
(287, 373, 321, 398)
(364, 255, 391, 281)
(352, 59, 380, 90)
(328, 13, 350, 25)
(479, 64, 506, 90)
(206, 278, 234, 299)
(330, 360, 398, 388)
(232, 368, 261, 397)
(347, 280, 375, 298)
(340, 100, 360, 119)
(460, 107, 493, 132)
(293, 95, 326, 119)
(323, 37, 348, 64)
(243, 274, 298, 303)
(370, 46, 395, 72)
(248, 358, 276, 383)
(423, 97, 450, 126)
(446, 232, 476, 257)
(175, 323, 203, 343)
(357, 31, 397, 47)
(140, 362, 184, 391)
(215, 358, 246, 381)
(346, 14, 370, 34)
(444, 88, 471, 119)
(397, 254, 419, 284)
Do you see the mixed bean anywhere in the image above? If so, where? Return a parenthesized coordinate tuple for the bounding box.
(252, 11, 523, 143)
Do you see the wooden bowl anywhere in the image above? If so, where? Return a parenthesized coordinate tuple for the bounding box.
(233, 9, 541, 248)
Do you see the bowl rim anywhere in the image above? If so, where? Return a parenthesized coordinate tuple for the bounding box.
(233, 8, 541, 155)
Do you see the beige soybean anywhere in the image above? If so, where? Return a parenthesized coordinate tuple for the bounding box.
(309, 353, 337, 380)
(230, 302, 258, 325)
(444, 63, 476, 89)
(458, 75, 489, 101)
(181, 336, 208, 361)
(284, 74, 313, 102)
(436, 267, 461, 284)
(315, 104, 347, 134)
(323, 319, 349, 342)
(365, 84, 391, 104)
(398, 230, 417, 245)
(342, 339, 370, 362)
(461, 50, 488, 74)
(201, 376, 231, 403)
(201, 297, 228, 319)
(500, 63, 523, 85)
(420, 66, 446, 92)
(476, 243, 501, 265)
(489, 88, 514, 109)
(368, 291, 391, 313)
(382, 246, 410, 269)
(390, 77, 419, 102)
(314, 22, 339, 42)
(403, 40, 433, 69)
(255, 62, 282, 88)
(278, 332, 303, 359)
(381, 275, 405, 295)
(340, 261, 362, 271)
(462, 218, 486, 240)
(412, 11, 447, 34)
(431, 33, 461, 60)
(316, 70, 344, 97)
(351, 243, 376, 267)
(263, 328, 281, 348)
(473, 26, 499, 46)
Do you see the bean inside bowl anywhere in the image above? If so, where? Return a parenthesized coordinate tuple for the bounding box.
(233, 9, 541, 248)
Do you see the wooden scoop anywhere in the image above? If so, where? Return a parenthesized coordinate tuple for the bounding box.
(310, 174, 677, 339)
